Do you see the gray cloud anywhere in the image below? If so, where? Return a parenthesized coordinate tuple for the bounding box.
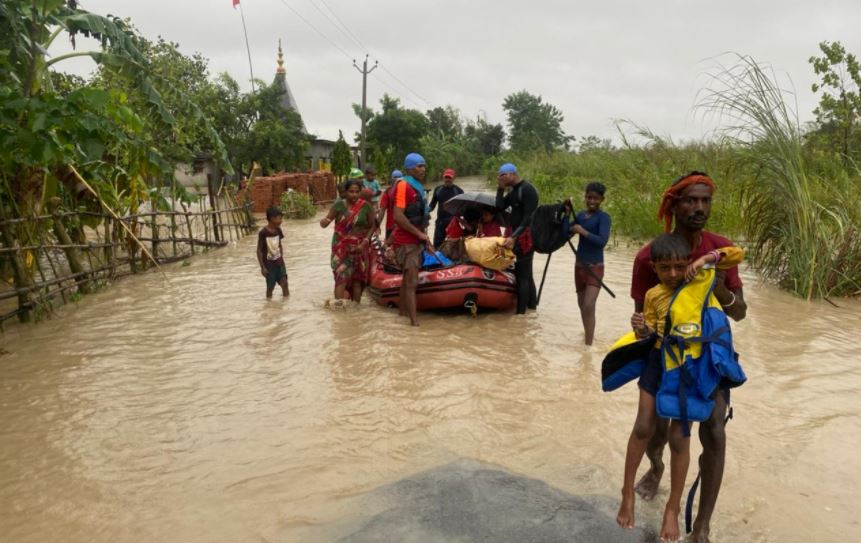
(58, 0, 861, 144)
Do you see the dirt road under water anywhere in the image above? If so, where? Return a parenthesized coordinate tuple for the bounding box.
(1, 177, 860, 542)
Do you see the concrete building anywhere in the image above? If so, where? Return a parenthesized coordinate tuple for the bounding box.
(174, 154, 219, 192)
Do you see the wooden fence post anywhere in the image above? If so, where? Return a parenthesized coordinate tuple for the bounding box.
(0, 224, 34, 322)
(170, 211, 178, 258)
(103, 216, 113, 265)
(151, 216, 159, 264)
(47, 198, 89, 293)
(207, 173, 222, 242)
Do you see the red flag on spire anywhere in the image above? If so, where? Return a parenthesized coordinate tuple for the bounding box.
(233, 0, 240, 7)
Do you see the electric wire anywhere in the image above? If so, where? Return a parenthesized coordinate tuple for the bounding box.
(275, 0, 353, 62)
(314, 0, 369, 55)
(306, 0, 431, 108)
(370, 72, 427, 110)
(274, 0, 432, 109)
(378, 63, 431, 107)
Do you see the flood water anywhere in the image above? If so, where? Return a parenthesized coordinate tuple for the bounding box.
(1, 177, 859, 542)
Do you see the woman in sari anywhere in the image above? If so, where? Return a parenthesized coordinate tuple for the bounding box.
(320, 179, 375, 301)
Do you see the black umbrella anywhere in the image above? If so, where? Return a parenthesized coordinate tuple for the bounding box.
(443, 192, 498, 216)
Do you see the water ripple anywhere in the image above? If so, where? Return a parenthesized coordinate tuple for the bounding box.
(2, 179, 860, 542)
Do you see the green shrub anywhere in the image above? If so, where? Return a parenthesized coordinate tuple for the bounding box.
(280, 190, 316, 219)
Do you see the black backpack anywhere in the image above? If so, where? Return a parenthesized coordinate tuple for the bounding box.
(529, 202, 572, 254)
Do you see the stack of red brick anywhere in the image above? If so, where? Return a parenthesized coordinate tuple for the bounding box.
(237, 171, 338, 213)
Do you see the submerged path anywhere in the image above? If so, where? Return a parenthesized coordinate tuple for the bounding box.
(1, 177, 860, 542)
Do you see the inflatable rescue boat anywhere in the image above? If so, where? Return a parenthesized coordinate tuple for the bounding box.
(367, 257, 516, 312)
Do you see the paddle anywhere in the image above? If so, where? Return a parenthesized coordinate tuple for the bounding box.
(536, 252, 552, 305)
(567, 238, 616, 298)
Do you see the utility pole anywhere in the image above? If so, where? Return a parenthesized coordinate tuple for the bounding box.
(353, 54, 378, 166)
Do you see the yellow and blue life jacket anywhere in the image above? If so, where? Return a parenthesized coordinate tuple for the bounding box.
(601, 331, 654, 392)
(657, 268, 746, 435)
(602, 268, 746, 435)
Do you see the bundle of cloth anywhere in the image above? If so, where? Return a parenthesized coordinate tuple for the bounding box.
(464, 237, 515, 271)
(438, 206, 503, 263)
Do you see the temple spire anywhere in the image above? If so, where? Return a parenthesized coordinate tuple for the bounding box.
(272, 39, 306, 133)
(276, 39, 286, 74)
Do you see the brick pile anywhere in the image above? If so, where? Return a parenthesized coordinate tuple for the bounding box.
(240, 171, 338, 213)
(250, 179, 274, 212)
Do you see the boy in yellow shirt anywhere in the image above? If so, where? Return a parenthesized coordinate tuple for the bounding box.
(618, 233, 743, 541)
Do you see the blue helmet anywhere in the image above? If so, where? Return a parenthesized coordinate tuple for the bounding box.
(403, 153, 426, 170)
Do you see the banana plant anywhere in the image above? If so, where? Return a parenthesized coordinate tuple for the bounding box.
(0, 0, 229, 220)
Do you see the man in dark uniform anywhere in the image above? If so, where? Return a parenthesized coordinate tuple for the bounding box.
(429, 168, 463, 248)
(496, 163, 539, 314)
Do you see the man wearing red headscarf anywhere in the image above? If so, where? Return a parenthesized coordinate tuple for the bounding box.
(629, 171, 747, 543)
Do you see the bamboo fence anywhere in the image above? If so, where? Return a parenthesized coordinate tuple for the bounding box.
(0, 190, 255, 325)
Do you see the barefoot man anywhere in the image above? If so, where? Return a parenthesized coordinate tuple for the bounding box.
(391, 153, 431, 326)
(624, 171, 747, 542)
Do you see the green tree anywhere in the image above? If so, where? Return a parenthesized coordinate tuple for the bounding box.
(419, 133, 483, 180)
(0, 0, 225, 218)
(351, 102, 375, 155)
(426, 106, 463, 137)
(809, 41, 861, 163)
(0, 0, 228, 319)
(366, 94, 429, 165)
(331, 130, 352, 180)
(236, 80, 308, 175)
(198, 73, 247, 177)
(92, 30, 223, 168)
(464, 118, 505, 156)
(369, 145, 391, 180)
(48, 72, 86, 97)
(502, 90, 572, 153)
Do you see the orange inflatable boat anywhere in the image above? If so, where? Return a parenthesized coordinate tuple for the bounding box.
(367, 257, 516, 312)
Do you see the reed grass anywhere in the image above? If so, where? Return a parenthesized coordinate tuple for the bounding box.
(485, 136, 750, 245)
(483, 54, 861, 298)
(698, 54, 861, 298)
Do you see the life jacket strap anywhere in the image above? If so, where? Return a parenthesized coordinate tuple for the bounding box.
(678, 362, 694, 437)
(684, 399, 735, 534)
(663, 326, 732, 437)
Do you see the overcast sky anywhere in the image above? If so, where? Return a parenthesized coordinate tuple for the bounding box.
(57, 0, 861, 145)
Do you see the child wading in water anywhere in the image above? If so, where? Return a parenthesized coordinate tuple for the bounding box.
(617, 233, 743, 541)
(257, 206, 290, 298)
(570, 182, 611, 345)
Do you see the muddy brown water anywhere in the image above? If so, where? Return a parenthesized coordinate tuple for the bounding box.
(1, 177, 859, 542)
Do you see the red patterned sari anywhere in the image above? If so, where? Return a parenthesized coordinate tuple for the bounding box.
(331, 198, 373, 286)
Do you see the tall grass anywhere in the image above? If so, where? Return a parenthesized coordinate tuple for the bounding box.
(483, 55, 861, 298)
(698, 54, 861, 298)
(485, 135, 751, 244)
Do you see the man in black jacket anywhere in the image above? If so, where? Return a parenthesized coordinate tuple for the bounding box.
(496, 163, 539, 314)
(428, 168, 464, 248)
